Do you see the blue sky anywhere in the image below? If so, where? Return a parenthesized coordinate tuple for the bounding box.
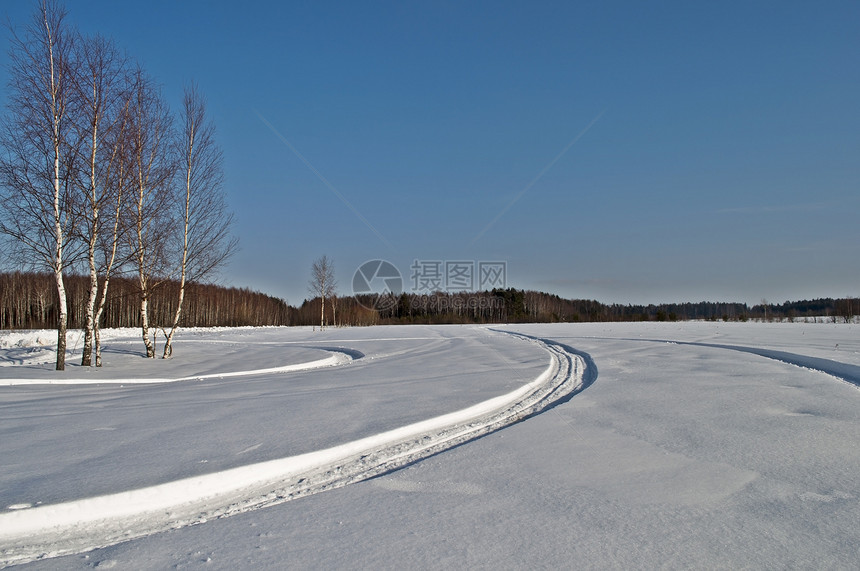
(2, 1, 858, 306)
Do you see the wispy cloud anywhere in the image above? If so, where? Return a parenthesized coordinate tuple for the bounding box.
(470, 110, 605, 245)
(254, 109, 395, 251)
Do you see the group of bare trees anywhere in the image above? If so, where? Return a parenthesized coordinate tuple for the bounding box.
(0, 1, 236, 369)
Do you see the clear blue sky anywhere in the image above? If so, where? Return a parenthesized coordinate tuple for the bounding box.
(2, 1, 858, 306)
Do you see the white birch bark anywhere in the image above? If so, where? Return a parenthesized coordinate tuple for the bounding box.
(45, 4, 68, 371)
(0, 2, 77, 370)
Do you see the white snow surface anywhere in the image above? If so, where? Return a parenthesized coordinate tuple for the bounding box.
(1, 322, 859, 569)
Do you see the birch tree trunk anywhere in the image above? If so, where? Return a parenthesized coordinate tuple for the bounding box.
(77, 35, 129, 366)
(44, 2, 72, 371)
(81, 116, 99, 366)
(136, 178, 155, 358)
(54, 240, 67, 370)
(139, 290, 154, 357)
(52, 92, 68, 369)
(93, 155, 127, 366)
(128, 68, 174, 359)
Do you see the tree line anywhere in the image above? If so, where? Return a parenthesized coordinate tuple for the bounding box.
(0, 1, 236, 368)
(294, 288, 859, 326)
(297, 258, 858, 327)
(0, 272, 290, 330)
(3, 270, 856, 333)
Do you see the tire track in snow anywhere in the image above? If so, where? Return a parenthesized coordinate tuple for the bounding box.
(0, 347, 362, 386)
(603, 337, 860, 390)
(688, 342, 860, 389)
(0, 333, 593, 566)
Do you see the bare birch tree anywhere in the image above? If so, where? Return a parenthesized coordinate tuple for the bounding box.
(162, 82, 236, 358)
(91, 73, 137, 366)
(0, 0, 81, 370)
(127, 68, 175, 358)
(73, 33, 133, 366)
(309, 255, 336, 330)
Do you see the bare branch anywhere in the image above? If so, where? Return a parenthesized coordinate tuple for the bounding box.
(162, 82, 237, 358)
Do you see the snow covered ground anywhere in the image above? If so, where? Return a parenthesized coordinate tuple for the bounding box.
(1, 322, 859, 568)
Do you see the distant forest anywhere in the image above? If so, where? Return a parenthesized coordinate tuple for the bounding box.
(1, 272, 857, 330)
(0, 272, 290, 330)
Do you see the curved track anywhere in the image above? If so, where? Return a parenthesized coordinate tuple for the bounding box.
(0, 332, 591, 566)
(684, 341, 860, 389)
(602, 336, 860, 389)
(0, 346, 362, 386)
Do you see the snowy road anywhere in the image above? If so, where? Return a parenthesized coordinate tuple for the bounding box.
(2, 322, 860, 568)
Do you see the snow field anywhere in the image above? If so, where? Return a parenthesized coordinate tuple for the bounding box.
(0, 333, 583, 565)
(0, 326, 562, 565)
(1, 322, 859, 569)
